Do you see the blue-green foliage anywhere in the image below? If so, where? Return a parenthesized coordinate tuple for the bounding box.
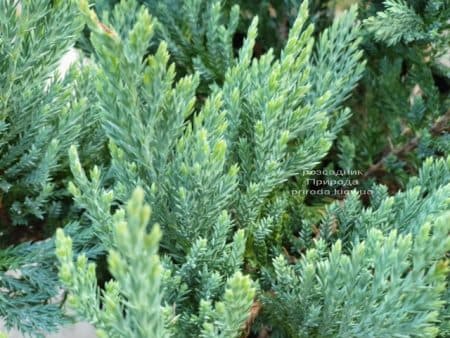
(144, 0, 240, 85)
(0, 1, 105, 335)
(1, 0, 448, 337)
(62, 0, 364, 336)
(264, 211, 449, 338)
(337, 0, 450, 189)
(0, 0, 102, 227)
(319, 156, 450, 247)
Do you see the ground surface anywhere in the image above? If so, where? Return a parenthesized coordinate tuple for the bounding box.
(0, 321, 96, 338)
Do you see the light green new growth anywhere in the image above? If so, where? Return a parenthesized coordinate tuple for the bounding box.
(319, 156, 450, 247)
(0, 1, 103, 335)
(65, 0, 365, 336)
(56, 187, 168, 338)
(1, 0, 449, 337)
(265, 212, 450, 338)
(56, 188, 256, 338)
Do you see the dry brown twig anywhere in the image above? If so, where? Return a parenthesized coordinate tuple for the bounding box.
(241, 300, 263, 338)
(364, 111, 450, 178)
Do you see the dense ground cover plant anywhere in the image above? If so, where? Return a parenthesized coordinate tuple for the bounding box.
(0, 0, 448, 337)
(337, 0, 450, 191)
(0, 1, 106, 334)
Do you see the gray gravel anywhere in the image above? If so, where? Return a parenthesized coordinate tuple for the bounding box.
(0, 321, 96, 338)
